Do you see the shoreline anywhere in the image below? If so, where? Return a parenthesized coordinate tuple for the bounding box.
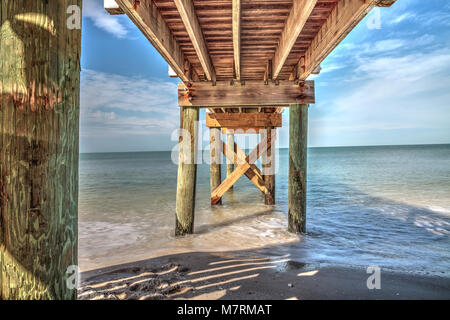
(78, 250, 450, 300)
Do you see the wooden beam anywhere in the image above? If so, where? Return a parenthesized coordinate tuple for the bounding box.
(212, 134, 273, 205)
(223, 128, 267, 134)
(206, 113, 282, 128)
(210, 128, 222, 205)
(262, 128, 276, 205)
(104, 0, 124, 15)
(232, 0, 241, 80)
(272, 0, 318, 79)
(226, 134, 235, 190)
(288, 104, 308, 233)
(179, 80, 315, 107)
(296, 0, 383, 80)
(222, 142, 268, 194)
(115, 0, 190, 82)
(175, 107, 199, 235)
(174, 0, 216, 82)
(1, 0, 81, 299)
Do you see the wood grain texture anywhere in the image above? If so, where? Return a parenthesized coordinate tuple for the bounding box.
(175, 107, 199, 235)
(179, 80, 315, 107)
(209, 127, 222, 205)
(262, 128, 276, 205)
(174, 0, 216, 82)
(206, 112, 282, 128)
(226, 134, 235, 190)
(297, 0, 377, 80)
(232, 0, 241, 80)
(115, 0, 191, 82)
(288, 104, 308, 233)
(272, 0, 317, 79)
(0, 0, 81, 299)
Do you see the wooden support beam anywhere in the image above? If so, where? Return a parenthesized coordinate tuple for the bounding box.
(115, 0, 190, 82)
(288, 104, 308, 233)
(262, 128, 276, 205)
(104, 0, 124, 15)
(232, 0, 241, 80)
(179, 81, 315, 107)
(222, 142, 267, 194)
(175, 107, 199, 235)
(212, 133, 274, 205)
(296, 0, 384, 80)
(272, 0, 318, 79)
(0, 0, 81, 299)
(174, 0, 216, 82)
(210, 128, 222, 205)
(226, 134, 235, 190)
(222, 128, 267, 134)
(206, 113, 282, 128)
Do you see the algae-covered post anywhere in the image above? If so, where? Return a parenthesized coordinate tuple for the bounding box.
(288, 104, 309, 233)
(226, 133, 235, 190)
(0, 0, 81, 299)
(209, 127, 222, 205)
(262, 127, 276, 205)
(175, 107, 199, 235)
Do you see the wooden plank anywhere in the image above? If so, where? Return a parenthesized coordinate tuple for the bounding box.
(232, 0, 241, 80)
(226, 134, 235, 190)
(222, 128, 267, 134)
(212, 134, 273, 205)
(174, 0, 216, 82)
(297, 0, 390, 80)
(115, 0, 190, 82)
(104, 0, 124, 15)
(1, 0, 81, 299)
(222, 142, 267, 194)
(179, 80, 315, 107)
(288, 104, 308, 233)
(206, 113, 282, 128)
(210, 127, 222, 205)
(272, 0, 318, 79)
(262, 128, 276, 205)
(175, 107, 199, 235)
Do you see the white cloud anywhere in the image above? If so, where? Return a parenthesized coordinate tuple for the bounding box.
(309, 48, 450, 146)
(80, 69, 180, 137)
(389, 12, 416, 24)
(83, 0, 128, 38)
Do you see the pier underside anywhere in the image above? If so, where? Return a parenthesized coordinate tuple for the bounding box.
(105, 0, 397, 236)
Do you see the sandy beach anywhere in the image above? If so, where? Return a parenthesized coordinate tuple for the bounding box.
(78, 249, 450, 300)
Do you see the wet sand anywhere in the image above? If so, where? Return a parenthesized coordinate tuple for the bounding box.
(78, 250, 450, 300)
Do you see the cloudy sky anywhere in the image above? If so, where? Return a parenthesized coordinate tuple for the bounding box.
(80, 0, 450, 153)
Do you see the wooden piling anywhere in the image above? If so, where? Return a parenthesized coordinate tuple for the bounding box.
(288, 104, 308, 233)
(226, 133, 235, 190)
(175, 107, 199, 235)
(0, 0, 81, 299)
(262, 128, 276, 205)
(209, 127, 222, 205)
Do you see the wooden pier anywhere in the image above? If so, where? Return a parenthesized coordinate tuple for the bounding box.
(0, 0, 396, 299)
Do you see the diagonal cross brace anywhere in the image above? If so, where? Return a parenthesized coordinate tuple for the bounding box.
(211, 130, 276, 205)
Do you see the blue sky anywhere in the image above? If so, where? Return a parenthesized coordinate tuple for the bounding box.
(80, 0, 450, 153)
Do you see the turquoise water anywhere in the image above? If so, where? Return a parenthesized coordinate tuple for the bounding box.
(79, 144, 450, 275)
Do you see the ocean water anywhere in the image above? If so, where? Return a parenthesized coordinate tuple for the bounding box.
(78, 144, 450, 276)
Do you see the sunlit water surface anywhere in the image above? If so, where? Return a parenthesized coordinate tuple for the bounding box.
(79, 145, 450, 276)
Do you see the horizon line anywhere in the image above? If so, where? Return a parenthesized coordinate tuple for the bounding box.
(79, 142, 450, 154)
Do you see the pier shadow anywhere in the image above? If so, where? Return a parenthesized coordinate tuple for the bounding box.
(77, 180, 450, 300)
(78, 246, 450, 300)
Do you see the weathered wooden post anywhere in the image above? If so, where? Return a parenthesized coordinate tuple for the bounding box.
(288, 104, 308, 233)
(209, 127, 222, 205)
(262, 127, 275, 205)
(226, 133, 235, 190)
(175, 107, 199, 235)
(0, 0, 81, 299)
